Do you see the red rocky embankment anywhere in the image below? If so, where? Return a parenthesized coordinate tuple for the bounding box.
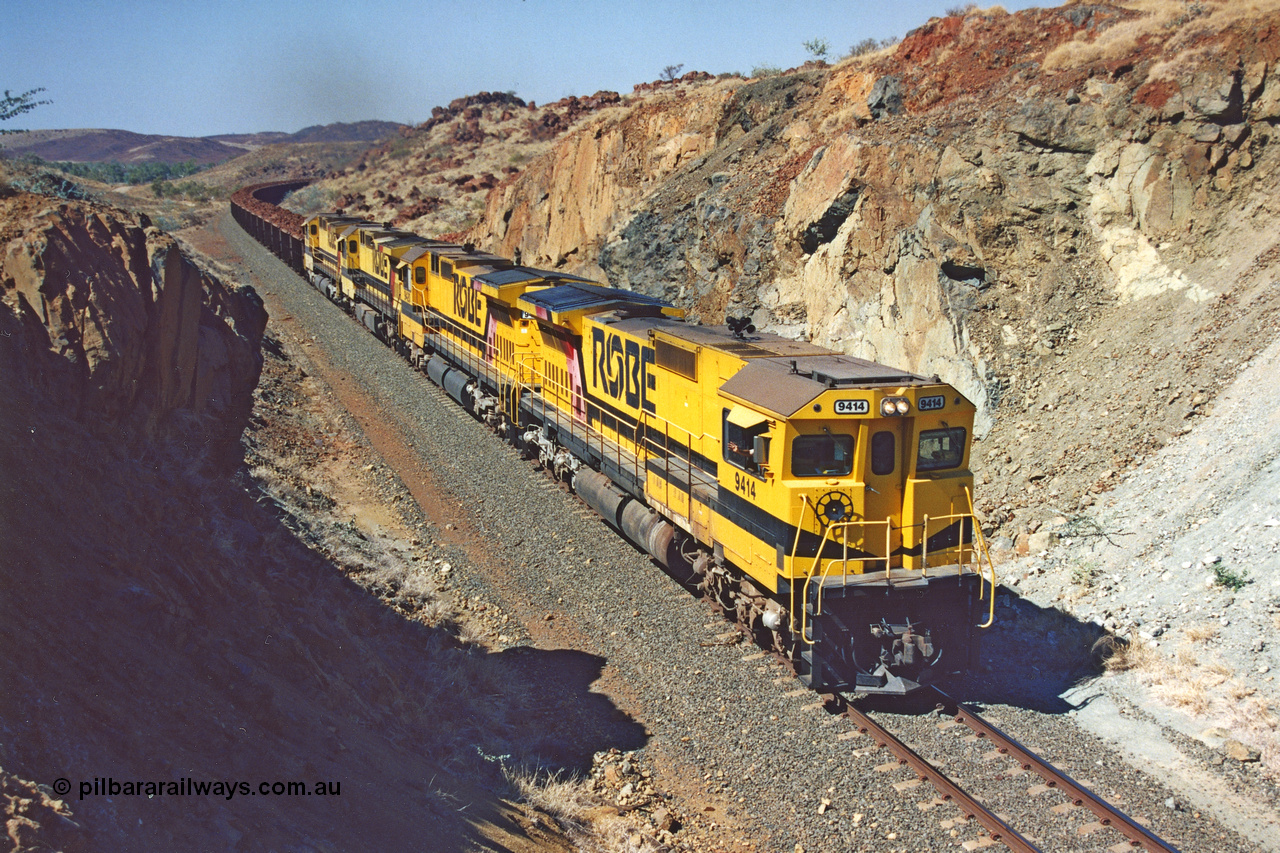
(1, 191, 266, 465)
(0, 193, 580, 851)
(464, 0, 1280, 536)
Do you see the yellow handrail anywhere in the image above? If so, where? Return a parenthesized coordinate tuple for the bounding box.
(964, 486, 998, 628)
(796, 516, 892, 646)
(788, 495, 813, 634)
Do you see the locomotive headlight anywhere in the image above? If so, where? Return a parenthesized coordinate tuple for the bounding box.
(880, 397, 911, 416)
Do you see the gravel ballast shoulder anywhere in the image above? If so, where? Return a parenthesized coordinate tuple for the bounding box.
(209, 208, 1261, 853)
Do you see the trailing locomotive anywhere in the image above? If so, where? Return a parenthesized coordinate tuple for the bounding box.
(240, 194, 997, 696)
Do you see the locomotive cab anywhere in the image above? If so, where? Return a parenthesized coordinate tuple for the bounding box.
(714, 354, 990, 694)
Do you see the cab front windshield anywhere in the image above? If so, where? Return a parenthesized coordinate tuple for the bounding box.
(791, 434, 854, 477)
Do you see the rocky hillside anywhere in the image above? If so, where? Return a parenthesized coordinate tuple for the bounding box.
(0, 191, 266, 464)
(447, 0, 1280, 540)
(282, 88, 667, 239)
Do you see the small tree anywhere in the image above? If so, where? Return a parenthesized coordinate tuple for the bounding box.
(803, 38, 830, 62)
(660, 64, 684, 83)
(847, 37, 879, 58)
(1, 88, 52, 134)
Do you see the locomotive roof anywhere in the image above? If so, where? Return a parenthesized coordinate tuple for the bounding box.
(610, 317, 931, 416)
(520, 282, 671, 315)
(719, 357, 929, 417)
(476, 268, 549, 286)
(374, 236, 422, 249)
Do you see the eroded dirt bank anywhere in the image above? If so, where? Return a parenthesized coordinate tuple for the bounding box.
(0, 192, 605, 852)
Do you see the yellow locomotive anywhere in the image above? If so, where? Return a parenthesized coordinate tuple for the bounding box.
(299, 211, 995, 695)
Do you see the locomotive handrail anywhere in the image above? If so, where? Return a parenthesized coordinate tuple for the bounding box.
(919, 509, 981, 571)
(788, 495, 814, 635)
(799, 517, 892, 645)
(964, 486, 997, 628)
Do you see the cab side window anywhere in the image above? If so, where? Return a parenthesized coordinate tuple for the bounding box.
(723, 410, 767, 474)
(917, 427, 966, 471)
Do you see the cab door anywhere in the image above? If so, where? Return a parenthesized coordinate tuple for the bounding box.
(716, 404, 777, 587)
(861, 420, 907, 568)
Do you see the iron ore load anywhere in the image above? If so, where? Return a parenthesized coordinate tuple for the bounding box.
(246, 199, 998, 696)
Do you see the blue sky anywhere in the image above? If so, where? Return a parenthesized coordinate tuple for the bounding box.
(4, 0, 1045, 137)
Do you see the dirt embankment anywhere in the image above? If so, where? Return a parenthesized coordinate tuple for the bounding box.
(0, 192, 607, 852)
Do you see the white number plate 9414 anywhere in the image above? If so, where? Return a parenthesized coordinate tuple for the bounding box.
(834, 399, 869, 415)
(918, 395, 945, 411)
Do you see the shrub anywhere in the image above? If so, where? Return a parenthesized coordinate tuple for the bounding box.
(1212, 563, 1250, 590)
(1070, 559, 1100, 588)
(846, 36, 900, 59)
(803, 38, 830, 61)
(751, 64, 783, 78)
(7, 171, 92, 200)
(848, 38, 879, 58)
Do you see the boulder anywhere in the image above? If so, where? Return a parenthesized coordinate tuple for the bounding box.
(1223, 738, 1262, 763)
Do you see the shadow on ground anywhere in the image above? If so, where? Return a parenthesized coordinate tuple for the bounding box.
(0, 300, 645, 852)
(935, 589, 1112, 714)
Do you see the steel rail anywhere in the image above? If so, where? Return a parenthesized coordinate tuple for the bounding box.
(843, 703, 1043, 853)
(933, 692, 1182, 853)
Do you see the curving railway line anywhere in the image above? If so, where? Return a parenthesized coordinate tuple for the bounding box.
(839, 688, 1182, 853)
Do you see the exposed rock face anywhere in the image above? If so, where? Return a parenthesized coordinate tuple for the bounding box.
(478, 82, 738, 277)
(0, 192, 266, 465)
(467, 3, 1280, 455)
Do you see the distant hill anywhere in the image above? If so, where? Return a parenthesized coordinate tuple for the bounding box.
(208, 121, 406, 147)
(0, 121, 405, 165)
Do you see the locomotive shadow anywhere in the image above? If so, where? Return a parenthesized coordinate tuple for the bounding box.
(937, 586, 1112, 714)
(488, 645, 649, 770)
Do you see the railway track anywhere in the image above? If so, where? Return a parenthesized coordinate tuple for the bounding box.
(838, 688, 1181, 853)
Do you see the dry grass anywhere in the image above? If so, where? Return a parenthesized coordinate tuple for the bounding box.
(1043, 0, 1280, 73)
(1102, 635, 1280, 769)
(1102, 635, 1160, 672)
(505, 765, 674, 853)
(1043, 19, 1153, 72)
(505, 767, 592, 827)
(1184, 622, 1219, 643)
